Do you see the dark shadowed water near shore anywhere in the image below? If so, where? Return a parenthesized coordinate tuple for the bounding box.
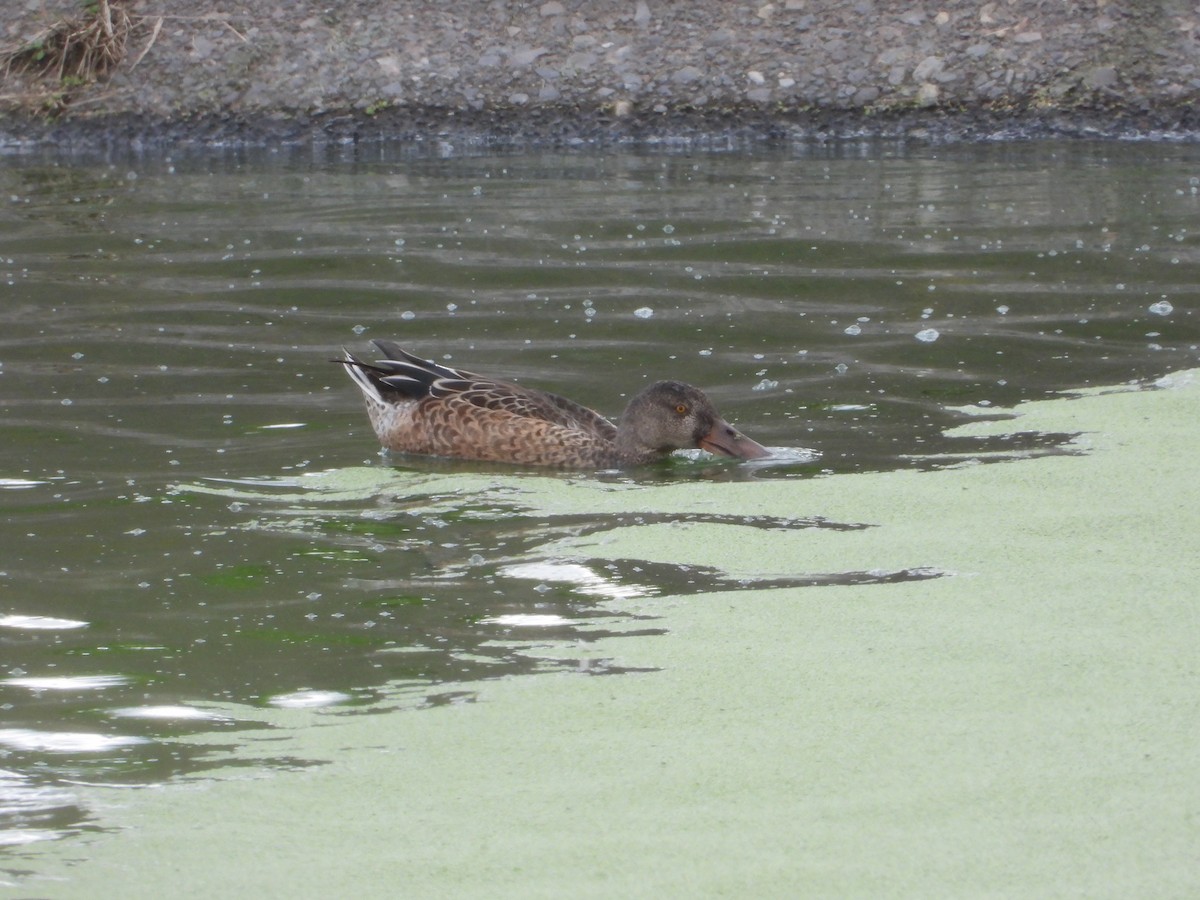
(2, 140, 1199, 853)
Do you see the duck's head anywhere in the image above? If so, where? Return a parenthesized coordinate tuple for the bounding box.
(617, 381, 771, 462)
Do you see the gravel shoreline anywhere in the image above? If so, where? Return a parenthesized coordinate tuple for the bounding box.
(3, 0, 1199, 148)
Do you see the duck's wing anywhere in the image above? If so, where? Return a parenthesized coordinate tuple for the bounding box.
(446, 381, 618, 441)
(342, 341, 618, 441)
(351, 340, 482, 399)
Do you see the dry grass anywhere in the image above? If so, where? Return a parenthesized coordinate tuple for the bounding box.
(1, 0, 134, 109)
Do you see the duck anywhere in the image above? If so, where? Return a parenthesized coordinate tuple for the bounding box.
(339, 339, 771, 468)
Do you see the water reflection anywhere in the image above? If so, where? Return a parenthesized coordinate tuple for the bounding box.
(0, 769, 95, 847)
(2, 141, 1200, 850)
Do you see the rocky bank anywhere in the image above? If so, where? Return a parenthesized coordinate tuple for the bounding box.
(3, 0, 1200, 148)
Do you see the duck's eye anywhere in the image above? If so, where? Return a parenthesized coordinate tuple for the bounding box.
(674, 404, 688, 415)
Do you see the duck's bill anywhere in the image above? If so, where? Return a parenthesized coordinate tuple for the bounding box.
(699, 420, 772, 460)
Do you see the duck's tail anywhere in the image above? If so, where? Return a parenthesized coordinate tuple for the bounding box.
(336, 340, 468, 402)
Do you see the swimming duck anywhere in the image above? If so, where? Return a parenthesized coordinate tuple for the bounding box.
(339, 339, 771, 467)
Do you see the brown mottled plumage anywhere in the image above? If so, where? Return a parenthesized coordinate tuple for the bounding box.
(338, 340, 771, 468)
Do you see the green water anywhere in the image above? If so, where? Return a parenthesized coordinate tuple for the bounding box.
(1, 142, 1198, 894)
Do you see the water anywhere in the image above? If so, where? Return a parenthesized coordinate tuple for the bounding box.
(2, 141, 1200, 852)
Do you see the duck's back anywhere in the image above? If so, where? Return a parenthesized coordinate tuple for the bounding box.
(414, 391, 621, 466)
(343, 342, 622, 466)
